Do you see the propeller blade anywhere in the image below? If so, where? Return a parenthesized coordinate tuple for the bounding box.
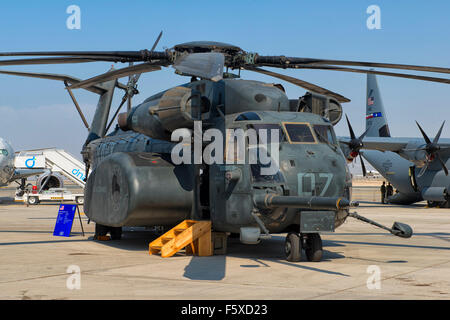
(433, 121, 446, 144)
(358, 126, 371, 141)
(417, 162, 429, 177)
(173, 52, 224, 81)
(243, 67, 350, 103)
(255, 56, 450, 75)
(272, 65, 450, 85)
(359, 154, 367, 177)
(345, 114, 356, 140)
(415, 121, 432, 145)
(437, 153, 449, 176)
(68, 63, 161, 90)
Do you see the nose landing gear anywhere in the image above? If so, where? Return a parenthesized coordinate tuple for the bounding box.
(284, 232, 323, 262)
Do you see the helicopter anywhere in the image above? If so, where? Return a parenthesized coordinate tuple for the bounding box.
(1, 34, 449, 262)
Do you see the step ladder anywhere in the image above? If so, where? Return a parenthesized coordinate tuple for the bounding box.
(149, 220, 213, 258)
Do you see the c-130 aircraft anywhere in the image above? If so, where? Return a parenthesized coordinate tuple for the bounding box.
(341, 74, 450, 207)
(2, 37, 450, 261)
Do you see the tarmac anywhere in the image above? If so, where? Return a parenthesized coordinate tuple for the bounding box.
(0, 182, 449, 300)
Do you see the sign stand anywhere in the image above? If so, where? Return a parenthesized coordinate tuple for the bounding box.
(76, 204, 85, 237)
(53, 204, 85, 237)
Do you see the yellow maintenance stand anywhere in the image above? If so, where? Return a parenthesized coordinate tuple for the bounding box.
(149, 220, 214, 257)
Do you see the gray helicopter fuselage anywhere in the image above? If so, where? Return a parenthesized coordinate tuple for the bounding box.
(84, 79, 351, 233)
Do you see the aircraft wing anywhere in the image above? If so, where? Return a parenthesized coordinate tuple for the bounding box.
(12, 168, 45, 181)
(338, 137, 410, 153)
(359, 137, 409, 152)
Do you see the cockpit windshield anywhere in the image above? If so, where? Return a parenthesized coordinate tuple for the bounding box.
(248, 123, 284, 144)
(313, 124, 337, 145)
(0, 149, 8, 156)
(282, 123, 315, 143)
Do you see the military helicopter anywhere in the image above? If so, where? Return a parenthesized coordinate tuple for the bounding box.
(1, 34, 449, 262)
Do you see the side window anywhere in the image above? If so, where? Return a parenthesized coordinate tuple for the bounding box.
(313, 125, 337, 145)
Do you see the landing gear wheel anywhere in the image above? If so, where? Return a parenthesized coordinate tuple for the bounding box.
(285, 232, 302, 262)
(305, 233, 323, 262)
(27, 196, 38, 205)
(95, 223, 109, 237)
(110, 227, 122, 240)
(427, 200, 438, 207)
(75, 196, 84, 205)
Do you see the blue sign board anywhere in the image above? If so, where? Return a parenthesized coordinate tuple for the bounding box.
(53, 204, 77, 237)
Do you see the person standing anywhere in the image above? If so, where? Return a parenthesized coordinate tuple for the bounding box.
(386, 182, 394, 202)
(380, 181, 386, 204)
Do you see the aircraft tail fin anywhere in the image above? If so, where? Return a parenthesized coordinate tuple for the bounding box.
(365, 73, 391, 137)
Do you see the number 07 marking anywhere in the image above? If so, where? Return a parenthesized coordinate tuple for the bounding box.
(298, 173, 333, 196)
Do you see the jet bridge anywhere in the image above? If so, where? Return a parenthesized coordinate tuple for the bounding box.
(15, 148, 86, 187)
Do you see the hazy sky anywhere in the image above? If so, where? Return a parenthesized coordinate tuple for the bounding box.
(0, 0, 449, 166)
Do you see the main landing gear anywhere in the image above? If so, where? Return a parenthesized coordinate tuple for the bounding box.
(285, 232, 323, 262)
(95, 223, 122, 240)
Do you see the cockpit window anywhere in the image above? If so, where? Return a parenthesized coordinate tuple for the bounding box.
(313, 125, 337, 145)
(283, 123, 315, 143)
(235, 112, 261, 121)
(249, 124, 284, 144)
(0, 149, 8, 156)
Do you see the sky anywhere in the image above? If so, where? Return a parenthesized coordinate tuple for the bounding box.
(0, 0, 449, 170)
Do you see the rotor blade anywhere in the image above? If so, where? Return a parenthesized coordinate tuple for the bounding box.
(0, 56, 105, 66)
(268, 65, 450, 85)
(68, 63, 161, 90)
(345, 114, 356, 140)
(126, 30, 163, 105)
(359, 154, 367, 177)
(436, 153, 449, 176)
(0, 50, 169, 60)
(244, 67, 350, 103)
(150, 31, 163, 52)
(173, 52, 224, 81)
(415, 121, 432, 145)
(433, 121, 446, 144)
(255, 56, 450, 75)
(0, 69, 127, 94)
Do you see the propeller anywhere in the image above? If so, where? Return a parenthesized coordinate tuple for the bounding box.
(414, 121, 449, 177)
(342, 114, 370, 176)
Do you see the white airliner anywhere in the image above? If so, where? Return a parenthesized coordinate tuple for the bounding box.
(0, 137, 44, 187)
